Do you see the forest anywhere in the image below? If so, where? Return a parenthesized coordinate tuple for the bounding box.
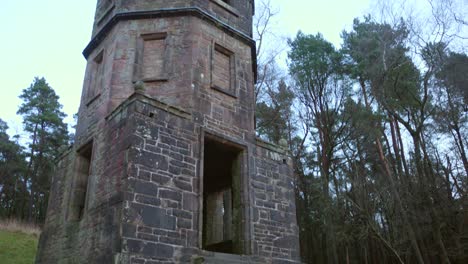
(0, 0, 466, 263)
(0, 77, 70, 223)
(254, 0, 467, 263)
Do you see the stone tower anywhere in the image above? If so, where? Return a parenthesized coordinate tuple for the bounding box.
(36, 0, 300, 263)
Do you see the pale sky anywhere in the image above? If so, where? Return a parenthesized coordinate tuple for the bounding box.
(0, 0, 373, 139)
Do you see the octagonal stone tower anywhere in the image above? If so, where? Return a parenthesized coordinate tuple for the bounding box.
(36, 0, 300, 263)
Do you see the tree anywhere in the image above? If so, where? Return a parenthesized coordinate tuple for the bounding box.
(256, 79, 295, 144)
(342, 17, 433, 264)
(342, 14, 467, 263)
(430, 48, 468, 175)
(253, 0, 294, 143)
(250, 2, 467, 262)
(288, 32, 350, 264)
(254, 0, 284, 104)
(0, 119, 26, 218)
(17, 77, 69, 222)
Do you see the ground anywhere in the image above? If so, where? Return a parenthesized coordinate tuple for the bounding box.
(0, 228, 38, 264)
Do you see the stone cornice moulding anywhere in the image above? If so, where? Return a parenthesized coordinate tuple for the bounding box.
(83, 7, 254, 59)
(82, 7, 258, 82)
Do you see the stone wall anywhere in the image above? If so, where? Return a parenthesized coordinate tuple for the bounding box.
(76, 15, 254, 147)
(37, 0, 301, 263)
(251, 142, 301, 262)
(36, 96, 132, 263)
(117, 94, 300, 263)
(37, 91, 301, 263)
(119, 95, 200, 263)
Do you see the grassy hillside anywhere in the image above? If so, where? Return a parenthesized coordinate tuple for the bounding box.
(0, 220, 40, 264)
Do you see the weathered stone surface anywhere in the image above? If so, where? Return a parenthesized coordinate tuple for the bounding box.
(133, 203, 176, 230)
(36, 1, 300, 263)
(134, 180, 158, 196)
(142, 243, 174, 258)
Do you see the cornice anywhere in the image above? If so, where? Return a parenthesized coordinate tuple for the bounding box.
(82, 7, 258, 82)
(83, 7, 254, 58)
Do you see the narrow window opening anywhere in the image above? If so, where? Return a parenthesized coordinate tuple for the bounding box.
(140, 33, 167, 82)
(69, 141, 93, 221)
(203, 137, 243, 254)
(211, 43, 236, 97)
(87, 51, 104, 104)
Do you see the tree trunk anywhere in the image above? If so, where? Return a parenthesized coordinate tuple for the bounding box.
(453, 123, 468, 177)
(360, 79, 425, 264)
(395, 121, 410, 179)
(389, 116, 404, 180)
(26, 123, 39, 221)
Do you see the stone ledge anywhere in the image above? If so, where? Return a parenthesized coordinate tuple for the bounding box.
(211, 85, 237, 98)
(255, 137, 289, 155)
(105, 92, 192, 124)
(195, 251, 264, 264)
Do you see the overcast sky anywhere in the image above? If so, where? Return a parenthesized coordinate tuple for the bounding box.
(0, 0, 374, 139)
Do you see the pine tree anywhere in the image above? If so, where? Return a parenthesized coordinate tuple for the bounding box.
(256, 79, 295, 144)
(17, 77, 69, 222)
(288, 32, 350, 264)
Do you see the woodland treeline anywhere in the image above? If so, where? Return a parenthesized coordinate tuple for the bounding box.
(255, 0, 467, 263)
(0, 77, 69, 223)
(0, 0, 466, 263)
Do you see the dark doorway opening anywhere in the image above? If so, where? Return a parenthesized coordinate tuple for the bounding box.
(68, 141, 93, 221)
(202, 136, 243, 254)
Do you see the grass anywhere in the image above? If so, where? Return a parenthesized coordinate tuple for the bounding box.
(0, 219, 41, 264)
